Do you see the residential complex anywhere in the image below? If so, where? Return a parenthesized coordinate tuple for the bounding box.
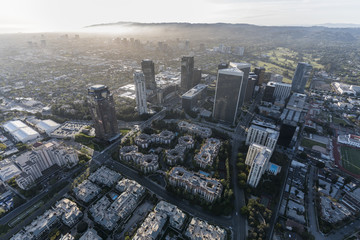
(11, 198, 82, 240)
(134, 130, 175, 148)
(185, 217, 226, 240)
(194, 138, 221, 168)
(134, 200, 186, 239)
(119, 145, 159, 173)
(15, 141, 78, 189)
(73, 180, 101, 203)
(168, 167, 223, 202)
(245, 120, 279, 152)
(90, 178, 145, 230)
(178, 121, 212, 138)
(247, 148, 271, 187)
(88, 166, 122, 187)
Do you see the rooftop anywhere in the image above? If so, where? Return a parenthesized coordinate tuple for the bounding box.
(182, 84, 207, 99)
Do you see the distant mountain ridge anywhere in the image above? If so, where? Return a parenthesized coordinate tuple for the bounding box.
(85, 21, 360, 44)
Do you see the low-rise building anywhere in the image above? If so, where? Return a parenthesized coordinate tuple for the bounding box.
(135, 131, 175, 148)
(155, 200, 186, 230)
(10, 209, 59, 240)
(166, 145, 186, 166)
(59, 233, 75, 240)
(133, 211, 167, 240)
(79, 228, 102, 240)
(73, 180, 101, 203)
(178, 121, 212, 138)
(90, 178, 145, 230)
(168, 167, 222, 202)
(194, 138, 221, 168)
(119, 145, 158, 173)
(88, 166, 121, 187)
(55, 198, 82, 227)
(135, 133, 151, 148)
(338, 134, 360, 148)
(178, 135, 195, 149)
(119, 145, 139, 161)
(185, 217, 226, 240)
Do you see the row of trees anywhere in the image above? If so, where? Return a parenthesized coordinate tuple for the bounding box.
(241, 198, 272, 240)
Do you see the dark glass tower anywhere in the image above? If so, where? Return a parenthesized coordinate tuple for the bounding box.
(88, 85, 119, 140)
(181, 56, 194, 92)
(291, 62, 313, 93)
(254, 67, 266, 85)
(141, 59, 156, 90)
(213, 68, 244, 125)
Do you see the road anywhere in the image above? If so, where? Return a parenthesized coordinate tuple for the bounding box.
(3, 184, 71, 240)
(230, 88, 263, 240)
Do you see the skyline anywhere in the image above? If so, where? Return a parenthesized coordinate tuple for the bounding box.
(1, 0, 360, 33)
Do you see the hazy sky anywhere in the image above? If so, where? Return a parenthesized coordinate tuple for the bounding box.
(1, 0, 360, 33)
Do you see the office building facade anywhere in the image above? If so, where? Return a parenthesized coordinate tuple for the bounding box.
(181, 56, 194, 92)
(181, 84, 207, 112)
(213, 68, 244, 125)
(254, 67, 266, 85)
(229, 62, 251, 107)
(88, 85, 119, 140)
(134, 70, 148, 115)
(141, 59, 156, 90)
(273, 82, 292, 100)
(291, 62, 313, 93)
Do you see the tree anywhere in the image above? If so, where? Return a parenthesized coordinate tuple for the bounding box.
(77, 221, 88, 233)
(240, 206, 249, 215)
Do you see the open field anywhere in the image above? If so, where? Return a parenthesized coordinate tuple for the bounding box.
(301, 138, 327, 149)
(341, 146, 360, 175)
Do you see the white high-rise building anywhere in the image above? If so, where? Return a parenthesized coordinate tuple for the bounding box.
(247, 149, 271, 187)
(134, 70, 148, 115)
(273, 82, 292, 100)
(245, 143, 272, 166)
(246, 124, 279, 152)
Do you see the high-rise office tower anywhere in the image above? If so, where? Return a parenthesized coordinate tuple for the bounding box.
(213, 68, 244, 125)
(229, 62, 251, 107)
(134, 70, 148, 115)
(291, 62, 313, 93)
(244, 77, 257, 104)
(88, 85, 119, 140)
(181, 56, 194, 92)
(141, 59, 156, 90)
(193, 68, 202, 86)
(254, 67, 266, 85)
(262, 82, 276, 102)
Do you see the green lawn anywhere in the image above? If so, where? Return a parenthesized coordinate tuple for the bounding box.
(341, 146, 360, 175)
(333, 117, 348, 125)
(301, 138, 327, 149)
(120, 128, 131, 135)
(74, 133, 107, 151)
